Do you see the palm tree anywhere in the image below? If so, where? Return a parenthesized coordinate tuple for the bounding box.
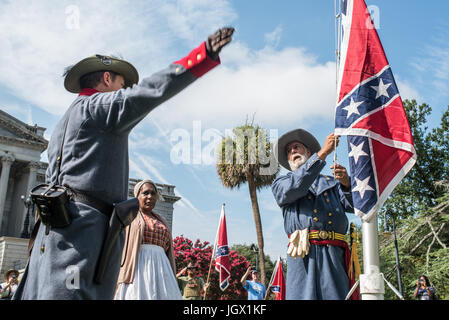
(216, 122, 279, 285)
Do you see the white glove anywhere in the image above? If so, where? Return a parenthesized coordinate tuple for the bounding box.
(287, 230, 300, 258)
(287, 229, 309, 259)
(298, 228, 310, 258)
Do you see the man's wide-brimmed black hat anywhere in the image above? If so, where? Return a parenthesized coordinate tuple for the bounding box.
(274, 128, 321, 171)
(64, 54, 139, 93)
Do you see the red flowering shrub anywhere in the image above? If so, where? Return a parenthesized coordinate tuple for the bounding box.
(173, 235, 251, 300)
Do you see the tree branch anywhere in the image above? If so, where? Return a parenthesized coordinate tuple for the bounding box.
(426, 233, 436, 274)
(427, 220, 447, 249)
(410, 223, 446, 254)
(410, 231, 433, 254)
(404, 220, 428, 243)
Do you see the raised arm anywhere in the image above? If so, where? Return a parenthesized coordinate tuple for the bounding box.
(240, 266, 253, 284)
(271, 153, 325, 206)
(88, 28, 234, 134)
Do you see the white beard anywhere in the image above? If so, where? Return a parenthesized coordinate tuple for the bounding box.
(288, 154, 309, 171)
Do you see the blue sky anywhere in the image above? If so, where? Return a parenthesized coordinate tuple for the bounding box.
(1, 0, 448, 262)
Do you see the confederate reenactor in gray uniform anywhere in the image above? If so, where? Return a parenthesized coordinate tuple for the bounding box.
(13, 27, 234, 300)
(271, 129, 354, 299)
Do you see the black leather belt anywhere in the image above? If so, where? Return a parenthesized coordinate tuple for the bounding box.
(69, 189, 113, 217)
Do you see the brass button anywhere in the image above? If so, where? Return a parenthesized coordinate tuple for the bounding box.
(308, 195, 312, 200)
(328, 221, 332, 225)
(313, 217, 319, 222)
(324, 192, 328, 196)
(187, 59, 193, 66)
(326, 198, 330, 203)
(328, 213, 332, 217)
(313, 209, 318, 214)
(40, 245, 45, 253)
(197, 53, 202, 60)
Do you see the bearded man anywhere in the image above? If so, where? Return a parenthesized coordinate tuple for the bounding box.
(271, 129, 354, 300)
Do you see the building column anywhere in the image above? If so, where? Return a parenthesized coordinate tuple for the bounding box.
(21, 161, 40, 237)
(0, 154, 15, 232)
(25, 161, 40, 196)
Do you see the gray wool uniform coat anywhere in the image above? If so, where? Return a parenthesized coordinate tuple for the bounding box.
(13, 42, 219, 300)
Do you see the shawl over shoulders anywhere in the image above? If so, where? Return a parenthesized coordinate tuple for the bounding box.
(117, 211, 176, 284)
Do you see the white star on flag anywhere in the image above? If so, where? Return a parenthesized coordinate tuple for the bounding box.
(352, 176, 375, 199)
(342, 97, 364, 118)
(370, 78, 392, 99)
(348, 141, 368, 164)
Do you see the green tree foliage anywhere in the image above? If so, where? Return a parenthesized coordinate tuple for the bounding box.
(174, 235, 252, 300)
(216, 122, 279, 284)
(380, 183, 449, 299)
(380, 100, 449, 224)
(378, 100, 449, 300)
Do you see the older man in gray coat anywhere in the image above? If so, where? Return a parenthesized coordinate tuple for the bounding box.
(271, 129, 354, 300)
(13, 27, 234, 300)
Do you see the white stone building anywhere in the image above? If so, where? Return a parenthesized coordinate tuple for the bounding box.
(0, 109, 180, 279)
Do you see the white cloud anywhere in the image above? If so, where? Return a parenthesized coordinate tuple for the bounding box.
(0, 0, 338, 133)
(0, 103, 32, 124)
(130, 153, 203, 217)
(395, 77, 421, 102)
(0, 0, 237, 115)
(1, 1, 342, 137)
(146, 41, 337, 133)
(129, 131, 166, 152)
(264, 24, 283, 48)
(409, 25, 449, 99)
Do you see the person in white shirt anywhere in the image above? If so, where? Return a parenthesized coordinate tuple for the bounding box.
(0, 269, 19, 299)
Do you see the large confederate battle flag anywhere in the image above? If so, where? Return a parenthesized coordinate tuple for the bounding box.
(335, 0, 417, 221)
(214, 204, 231, 291)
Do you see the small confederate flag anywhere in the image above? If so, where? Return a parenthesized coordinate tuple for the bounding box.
(335, 0, 417, 221)
(269, 257, 286, 300)
(214, 204, 231, 291)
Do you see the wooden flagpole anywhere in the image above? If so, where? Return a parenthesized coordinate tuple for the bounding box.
(203, 203, 225, 300)
(263, 257, 278, 300)
(203, 249, 215, 300)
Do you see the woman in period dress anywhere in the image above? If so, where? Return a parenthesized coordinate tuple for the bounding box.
(115, 179, 181, 300)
